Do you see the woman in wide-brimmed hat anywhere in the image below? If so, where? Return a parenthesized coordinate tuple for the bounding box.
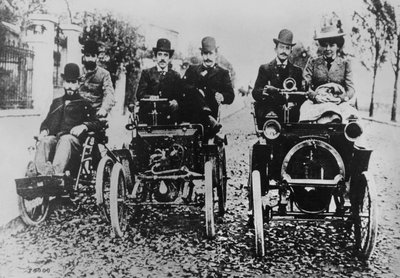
(299, 15, 358, 123)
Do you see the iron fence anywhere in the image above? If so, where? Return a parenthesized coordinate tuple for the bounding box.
(0, 44, 34, 109)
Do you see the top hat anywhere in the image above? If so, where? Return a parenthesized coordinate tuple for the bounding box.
(82, 40, 99, 55)
(152, 38, 174, 56)
(200, 36, 218, 52)
(273, 29, 296, 46)
(314, 13, 345, 40)
(61, 63, 80, 80)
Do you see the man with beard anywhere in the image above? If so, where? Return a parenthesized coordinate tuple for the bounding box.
(182, 36, 235, 136)
(79, 40, 115, 117)
(252, 29, 304, 124)
(28, 63, 102, 177)
(134, 38, 181, 124)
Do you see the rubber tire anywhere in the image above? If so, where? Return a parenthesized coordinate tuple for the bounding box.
(95, 155, 114, 222)
(217, 147, 227, 216)
(252, 170, 265, 256)
(18, 195, 50, 226)
(205, 160, 215, 238)
(110, 163, 128, 238)
(354, 171, 377, 259)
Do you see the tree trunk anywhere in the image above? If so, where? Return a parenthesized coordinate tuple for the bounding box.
(392, 72, 398, 122)
(370, 66, 378, 117)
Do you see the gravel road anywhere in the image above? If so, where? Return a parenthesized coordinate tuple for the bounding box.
(1, 103, 399, 278)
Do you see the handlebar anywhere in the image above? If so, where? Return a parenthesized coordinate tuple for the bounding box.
(279, 91, 308, 96)
(140, 97, 169, 103)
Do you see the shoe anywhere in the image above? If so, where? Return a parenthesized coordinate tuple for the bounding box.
(25, 161, 38, 177)
(43, 161, 55, 176)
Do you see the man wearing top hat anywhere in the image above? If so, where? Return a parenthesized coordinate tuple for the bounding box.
(133, 38, 182, 124)
(79, 40, 115, 117)
(252, 29, 304, 124)
(182, 36, 235, 136)
(27, 63, 102, 177)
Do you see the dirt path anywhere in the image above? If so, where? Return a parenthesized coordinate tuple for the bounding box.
(1, 105, 399, 278)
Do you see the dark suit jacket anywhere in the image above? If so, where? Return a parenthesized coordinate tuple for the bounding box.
(40, 94, 101, 139)
(252, 59, 304, 125)
(136, 66, 182, 101)
(252, 59, 303, 102)
(182, 64, 235, 118)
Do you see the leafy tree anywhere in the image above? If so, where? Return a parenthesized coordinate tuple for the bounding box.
(384, 2, 400, 122)
(351, 0, 395, 117)
(78, 10, 145, 86)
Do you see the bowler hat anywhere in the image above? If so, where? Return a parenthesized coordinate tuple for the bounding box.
(152, 38, 174, 56)
(82, 40, 99, 55)
(200, 36, 218, 52)
(273, 29, 296, 46)
(61, 63, 80, 80)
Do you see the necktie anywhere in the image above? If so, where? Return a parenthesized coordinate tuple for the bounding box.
(326, 58, 333, 71)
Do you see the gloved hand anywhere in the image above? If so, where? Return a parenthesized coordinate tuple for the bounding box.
(38, 129, 49, 141)
(128, 103, 135, 113)
(70, 124, 88, 137)
(169, 99, 178, 111)
(215, 92, 224, 105)
(262, 85, 281, 96)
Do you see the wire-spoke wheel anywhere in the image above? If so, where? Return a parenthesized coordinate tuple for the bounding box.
(353, 171, 377, 259)
(18, 195, 50, 226)
(110, 163, 128, 238)
(95, 155, 114, 222)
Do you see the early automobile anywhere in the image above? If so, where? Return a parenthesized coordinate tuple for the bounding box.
(15, 126, 118, 225)
(249, 78, 377, 259)
(102, 96, 227, 238)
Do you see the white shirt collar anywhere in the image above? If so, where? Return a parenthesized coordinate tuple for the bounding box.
(275, 58, 288, 68)
(157, 65, 168, 73)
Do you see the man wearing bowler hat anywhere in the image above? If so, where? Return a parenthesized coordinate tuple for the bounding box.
(27, 63, 102, 177)
(248, 29, 305, 224)
(79, 40, 115, 117)
(252, 29, 305, 124)
(182, 36, 235, 136)
(134, 38, 182, 124)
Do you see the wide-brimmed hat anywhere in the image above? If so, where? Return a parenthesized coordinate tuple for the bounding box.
(153, 38, 174, 56)
(314, 13, 345, 40)
(61, 63, 80, 80)
(82, 40, 99, 55)
(273, 29, 296, 46)
(314, 25, 345, 40)
(200, 36, 218, 52)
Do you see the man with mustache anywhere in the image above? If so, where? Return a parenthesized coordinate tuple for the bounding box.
(182, 36, 235, 136)
(134, 38, 182, 124)
(28, 63, 102, 177)
(79, 40, 115, 117)
(252, 29, 304, 124)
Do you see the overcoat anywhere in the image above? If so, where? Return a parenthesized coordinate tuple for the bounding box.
(182, 64, 234, 119)
(40, 94, 101, 140)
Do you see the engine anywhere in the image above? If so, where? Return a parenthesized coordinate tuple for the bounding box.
(130, 126, 202, 203)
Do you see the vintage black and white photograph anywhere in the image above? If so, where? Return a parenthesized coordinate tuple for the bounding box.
(1, 0, 400, 277)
